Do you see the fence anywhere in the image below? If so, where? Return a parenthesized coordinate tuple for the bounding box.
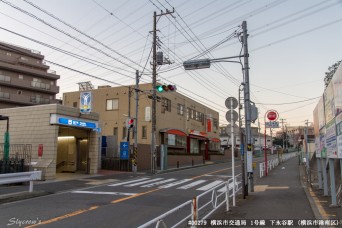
(0, 144, 32, 174)
(138, 174, 242, 228)
(259, 152, 298, 178)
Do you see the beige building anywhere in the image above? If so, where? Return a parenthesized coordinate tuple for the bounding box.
(63, 83, 223, 170)
(0, 41, 60, 109)
(0, 104, 100, 179)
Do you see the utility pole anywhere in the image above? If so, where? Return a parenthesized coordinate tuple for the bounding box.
(304, 120, 310, 185)
(242, 21, 253, 192)
(238, 84, 247, 198)
(133, 70, 139, 176)
(151, 9, 174, 174)
(280, 118, 286, 150)
(127, 87, 131, 143)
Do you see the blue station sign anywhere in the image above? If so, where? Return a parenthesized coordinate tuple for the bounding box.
(50, 114, 98, 130)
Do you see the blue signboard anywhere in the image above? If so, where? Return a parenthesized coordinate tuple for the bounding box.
(58, 117, 97, 129)
(120, 142, 129, 160)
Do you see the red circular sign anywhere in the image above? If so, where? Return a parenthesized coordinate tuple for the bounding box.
(267, 111, 277, 121)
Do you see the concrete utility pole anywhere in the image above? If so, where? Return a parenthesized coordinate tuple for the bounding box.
(242, 21, 253, 192)
(280, 118, 286, 149)
(238, 84, 247, 198)
(151, 9, 174, 174)
(304, 120, 310, 184)
(133, 70, 139, 176)
(127, 87, 131, 143)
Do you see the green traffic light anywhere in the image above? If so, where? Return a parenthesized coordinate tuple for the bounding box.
(156, 85, 164, 92)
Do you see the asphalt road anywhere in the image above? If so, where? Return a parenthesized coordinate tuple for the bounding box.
(0, 155, 273, 228)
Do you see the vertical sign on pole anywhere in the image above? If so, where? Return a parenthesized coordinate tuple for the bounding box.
(265, 110, 279, 176)
(225, 97, 238, 206)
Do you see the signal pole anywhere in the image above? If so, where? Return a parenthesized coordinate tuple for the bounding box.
(151, 9, 174, 173)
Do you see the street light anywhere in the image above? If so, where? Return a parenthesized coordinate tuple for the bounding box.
(0, 115, 9, 160)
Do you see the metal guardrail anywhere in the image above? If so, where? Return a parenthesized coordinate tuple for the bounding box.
(138, 174, 242, 228)
(259, 152, 298, 178)
(0, 171, 42, 192)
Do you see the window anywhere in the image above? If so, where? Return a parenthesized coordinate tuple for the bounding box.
(213, 118, 218, 130)
(106, 99, 118, 110)
(191, 109, 195, 119)
(113, 127, 118, 136)
(195, 111, 200, 121)
(161, 98, 171, 112)
(20, 56, 28, 61)
(0, 91, 10, 99)
(31, 94, 49, 104)
(73, 102, 77, 108)
(177, 104, 184, 116)
(187, 108, 190, 120)
(31, 78, 50, 90)
(19, 75, 23, 79)
(169, 134, 186, 147)
(0, 74, 10, 82)
(6, 52, 11, 56)
(209, 141, 220, 151)
(142, 126, 147, 139)
(190, 138, 199, 154)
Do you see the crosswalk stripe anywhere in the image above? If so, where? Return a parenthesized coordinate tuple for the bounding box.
(125, 178, 164, 187)
(108, 178, 150, 187)
(141, 178, 176, 187)
(159, 179, 192, 189)
(177, 180, 207, 189)
(196, 180, 223, 191)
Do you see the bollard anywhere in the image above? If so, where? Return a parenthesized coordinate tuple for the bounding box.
(177, 161, 179, 168)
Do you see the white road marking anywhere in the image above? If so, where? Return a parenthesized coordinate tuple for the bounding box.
(125, 178, 164, 187)
(159, 179, 192, 189)
(196, 180, 223, 191)
(177, 180, 207, 189)
(72, 191, 136, 196)
(108, 178, 150, 187)
(141, 178, 176, 187)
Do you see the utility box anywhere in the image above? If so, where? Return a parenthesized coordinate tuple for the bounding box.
(156, 52, 163, 65)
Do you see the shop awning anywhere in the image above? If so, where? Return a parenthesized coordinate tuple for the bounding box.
(160, 128, 187, 136)
(210, 138, 221, 142)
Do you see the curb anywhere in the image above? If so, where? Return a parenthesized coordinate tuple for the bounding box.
(299, 163, 324, 220)
(0, 190, 50, 204)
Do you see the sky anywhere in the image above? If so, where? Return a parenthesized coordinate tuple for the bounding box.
(0, 0, 341, 132)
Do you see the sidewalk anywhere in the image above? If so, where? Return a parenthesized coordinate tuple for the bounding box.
(211, 157, 340, 226)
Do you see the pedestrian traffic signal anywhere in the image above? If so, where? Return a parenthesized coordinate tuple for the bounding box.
(156, 84, 177, 92)
(125, 118, 134, 129)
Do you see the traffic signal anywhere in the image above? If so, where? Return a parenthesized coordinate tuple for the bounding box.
(156, 84, 177, 92)
(126, 118, 134, 129)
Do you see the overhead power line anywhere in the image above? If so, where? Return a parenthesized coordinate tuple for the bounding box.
(256, 96, 320, 105)
(0, 0, 138, 72)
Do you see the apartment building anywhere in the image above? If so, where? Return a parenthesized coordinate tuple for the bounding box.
(0, 41, 60, 108)
(63, 83, 223, 170)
